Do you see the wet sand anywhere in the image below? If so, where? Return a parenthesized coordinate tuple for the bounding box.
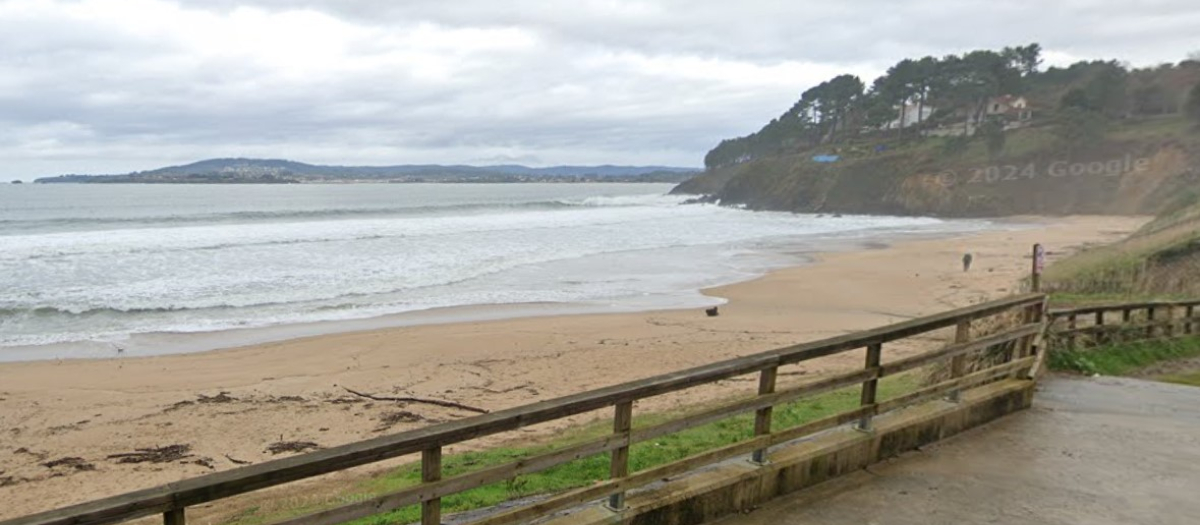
(0, 215, 1144, 518)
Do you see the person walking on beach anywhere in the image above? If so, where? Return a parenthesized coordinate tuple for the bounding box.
(962, 252, 973, 272)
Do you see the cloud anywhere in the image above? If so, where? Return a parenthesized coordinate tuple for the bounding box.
(0, 0, 1197, 179)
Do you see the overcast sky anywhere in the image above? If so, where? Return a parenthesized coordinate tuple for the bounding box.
(1, 0, 1198, 180)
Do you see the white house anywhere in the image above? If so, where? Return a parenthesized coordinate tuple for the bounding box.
(885, 103, 935, 129)
(983, 95, 1033, 122)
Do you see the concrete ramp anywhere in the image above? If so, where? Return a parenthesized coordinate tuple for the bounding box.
(715, 376, 1200, 525)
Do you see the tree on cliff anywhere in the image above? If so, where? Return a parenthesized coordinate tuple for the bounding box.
(1003, 43, 1043, 76)
(871, 60, 917, 133)
(1054, 107, 1107, 151)
(699, 43, 1193, 172)
(1085, 63, 1131, 118)
(1060, 88, 1094, 112)
(1187, 83, 1200, 126)
(930, 50, 1023, 135)
(980, 117, 1007, 158)
(799, 74, 865, 143)
(868, 57, 941, 134)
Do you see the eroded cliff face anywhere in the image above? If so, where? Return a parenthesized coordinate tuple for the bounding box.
(674, 140, 1200, 217)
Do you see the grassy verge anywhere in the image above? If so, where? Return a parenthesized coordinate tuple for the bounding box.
(1158, 370, 1200, 387)
(224, 374, 920, 525)
(1046, 336, 1200, 376)
(1038, 187, 1200, 299)
(1046, 292, 1182, 308)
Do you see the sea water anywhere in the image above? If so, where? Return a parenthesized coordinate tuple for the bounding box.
(0, 183, 990, 360)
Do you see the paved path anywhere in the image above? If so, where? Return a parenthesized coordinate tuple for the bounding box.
(717, 376, 1200, 525)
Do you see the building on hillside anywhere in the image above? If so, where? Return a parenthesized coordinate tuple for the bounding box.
(984, 95, 1033, 122)
(927, 95, 1035, 137)
(885, 103, 935, 129)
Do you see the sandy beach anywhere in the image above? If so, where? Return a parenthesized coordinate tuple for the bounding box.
(0, 215, 1145, 518)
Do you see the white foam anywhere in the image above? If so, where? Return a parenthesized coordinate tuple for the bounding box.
(0, 184, 988, 354)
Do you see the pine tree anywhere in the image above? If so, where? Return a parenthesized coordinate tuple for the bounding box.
(1187, 83, 1200, 125)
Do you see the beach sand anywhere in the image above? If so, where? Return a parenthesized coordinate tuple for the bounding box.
(0, 215, 1145, 519)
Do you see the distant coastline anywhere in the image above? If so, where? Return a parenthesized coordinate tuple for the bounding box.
(33, 157, 700, 184)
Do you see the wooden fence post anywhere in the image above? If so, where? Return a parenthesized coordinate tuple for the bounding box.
(1020, 303, 1039, 358)
(1165, 306, 1175, 339)
(1146, 306, 1156, 340)
(1121, 308, 1132, 342)
(1067, 314, 1077, 351)
(1016, 301, 1044, 378)
(1094, 310, 1105, 346)
(422, 447, 442, 525)
(751, 367, 778, 464)
(607, 401, 633, 510)
(1031, 244, 1042, 293)
(856, 343, 883, 431)
(948, 319, 970, 402)
(1187, 305, 1196, 335)
(164, 508, 184, 525)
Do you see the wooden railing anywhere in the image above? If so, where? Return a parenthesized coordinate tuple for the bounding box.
(1046, 299, 1200, 351)
(1, 294, 1048, 525)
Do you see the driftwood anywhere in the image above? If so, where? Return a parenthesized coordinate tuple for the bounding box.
(107, 445, 192, 464)
(374, 411, 427, 432)
(340, 387, 488, 414)
(42, 457, 95, 471)
(224, 454, 252, 465)
(267, 441, 321, 455)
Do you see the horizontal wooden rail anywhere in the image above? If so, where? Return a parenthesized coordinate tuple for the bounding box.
(1047, 299, 1200, 319)
(471, 361, 1034, 525)
(880, 323, 1040, 377)
(1044, 298, 1200, 352)
(466, 405, 872, 525)
(1, 293, 1045, 525)
(877, 357, 1035, 413)
(265, 367, 888, 525)
(1053, 318, 1187, 338)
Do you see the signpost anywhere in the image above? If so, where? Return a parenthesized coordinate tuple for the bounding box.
(1032, 243, 1045, 292)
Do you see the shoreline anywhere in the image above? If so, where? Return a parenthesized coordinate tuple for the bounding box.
(0, 215, 1146, 518)
(2, 219, 1000, 364)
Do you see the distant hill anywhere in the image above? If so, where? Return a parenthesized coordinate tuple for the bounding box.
(34, 158, 699, 184)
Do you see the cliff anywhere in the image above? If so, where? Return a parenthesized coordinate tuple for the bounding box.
(673, 118, 1200, 217)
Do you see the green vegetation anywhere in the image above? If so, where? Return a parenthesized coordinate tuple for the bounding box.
(1187, 83, 1200, 125)
(704, 44, 1046, 170)
(702, 44, 1199, 171)
(222, 375, 919, 525)
(679, 44, 1200, 219)
(1159, 370, 1200, 387)
(1042, 189, 1200, 302)
(1047, 336, 1200, 376)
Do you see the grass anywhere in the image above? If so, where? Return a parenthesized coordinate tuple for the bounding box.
(1106, 114, 1195, 142)
(1047, 336, 1200, 376)
(1046, 291, 1198, 309)
(1158, 370, 1200, 387)
(221, 374, 920, 525)
(1039, 194, 1200, 300)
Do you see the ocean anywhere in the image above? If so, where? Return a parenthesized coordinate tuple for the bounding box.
(0, 183, 991, 361)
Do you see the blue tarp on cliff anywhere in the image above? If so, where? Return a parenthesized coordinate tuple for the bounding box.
(812, 155, 840, 163)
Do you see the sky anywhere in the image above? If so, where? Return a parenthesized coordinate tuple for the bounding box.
(1, 0, 1198, 180)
